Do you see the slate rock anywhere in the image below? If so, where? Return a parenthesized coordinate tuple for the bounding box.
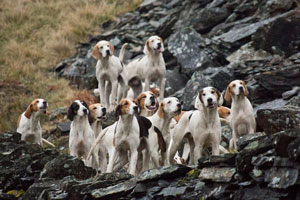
(199, 167, 236, 182)
(168, 27, 227, 76)
(40, 154, 95, 180)
(165, 70, 188, 97)
(265, 167, 298, 189)
(287, 137, 300, 162)
(136, 165, 191, 183)
(256, 108, 300, 134)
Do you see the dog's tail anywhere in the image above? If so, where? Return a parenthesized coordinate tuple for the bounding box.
(42, 138, 55, 148)
(119, 43, 128, 62)
(87, 127, 109, 160)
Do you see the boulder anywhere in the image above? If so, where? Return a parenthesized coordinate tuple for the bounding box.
(256, 107, 300, 134)
(199, 167, 236, 182)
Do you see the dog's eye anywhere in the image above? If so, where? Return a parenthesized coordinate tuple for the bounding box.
(232, 84, 236, 87)
(100, 46, 103, 49)
(211, 91, 215, 94)
(36, 100, 39, 103)
(228, 111, 230, 114)
(151, 40, 154, 42)
(124, 102, 128, 105)
(167, 101, 171, 104)
(93, 107, 97, 110)
(107, 45, 109, 47)
(202, 93, 206, 96)
(142, 96, 146, 99)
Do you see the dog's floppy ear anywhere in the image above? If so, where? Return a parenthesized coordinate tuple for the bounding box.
(213, 87, 223, 106)
(224, 85, 232, 102)
(143, 39, 151, 55)
(24, 103, 33, 119)
(108, 42, 114, 56)
(67, 102, 76, 121)
(242, 81, 249, 96)
(158, 101, 165, 118)
(150, 87, 160, 98)
(92, 44, 101, 60)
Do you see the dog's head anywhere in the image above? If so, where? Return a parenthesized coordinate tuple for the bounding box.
(88, 103, 106, 123)
(24, 98, 49, 118)
(67, 100, 89, 121)
(158, 97, 182, 118)
(92, 40, 114, 60)
(143, 36, 164, 55)
(224, 80, 249, 102)
(218, 106, 231, 120)
(198, 87, 222, 109)
(136, 91, 158, 112)
(116, 99, 139, 120)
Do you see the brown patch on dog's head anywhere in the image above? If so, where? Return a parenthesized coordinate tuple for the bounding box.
(136, 92, 146, 110)
(224, 82, 235, 102)
(158, 101, 165, 118)
(89, 103, 100, 122)
(92, 44, 101, 60)
(218, 106, 231, 119)
(149, 87, 160, 98)
(116, 99, 131, 120)
(108, 42, 114, 56)
(173, 111, 185, 122)
(211, 87, 221, 102)
(24, 99, 40, 119)
(241, 80, 249, 96)
(198, 89, 204, 104)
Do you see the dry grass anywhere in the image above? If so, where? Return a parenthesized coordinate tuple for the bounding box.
(0, 0, 142, 132)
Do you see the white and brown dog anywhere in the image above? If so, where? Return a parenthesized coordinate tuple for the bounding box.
(88, 99, 140, 175)
(92, 40, 128, 112)
(168, 87, 223, 165)
(123, 36, 166, 100)
(17, 98, 55, 147)
(68, 100, 97, 168)
(142, 97, 182, 169)
(135, 89, 159, 117)
(224, 80, 256, 150)
(88, 103, 107, 138)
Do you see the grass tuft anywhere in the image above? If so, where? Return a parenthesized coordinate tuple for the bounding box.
(0, 0, 142, 132)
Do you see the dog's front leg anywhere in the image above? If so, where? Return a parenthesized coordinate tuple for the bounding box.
(128, 150, 138, 175)
(144, 77, 150, 92)
(109, 80, 118, 112)
(99, 81, 107, 108)
(159, 77, 166, 101)
(107, 148, 117, 173)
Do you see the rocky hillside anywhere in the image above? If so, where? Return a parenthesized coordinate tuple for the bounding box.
(1, 0, 300, 199)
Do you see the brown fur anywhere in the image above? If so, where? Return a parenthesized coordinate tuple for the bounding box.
(149, 87, 160, 98)
(241, 81, 249, 96)
(136, 93, 146, 110)
(173, 111, 186, 122)
(89, 103, 102, 123)
(218, 106, 230, 119)
(224, 82, 234, 102)
(17, 115, 21, 127)
(92, 45, 101, 60)
(158, 101, 165, 118)
(108, 42, 114, 55)
(146, 39, 151, 53)
(211, 87, 221, 102)
(67, 90, 97, 107)
(24, 99, 39, 119)
(116, 99, 132, 119)
(198, 90, 204, 104)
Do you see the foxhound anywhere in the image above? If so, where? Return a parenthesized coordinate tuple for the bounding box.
(88, 99, 141, 175)
(224, 80, 256, 150)
(68, 100, 97, 168)
(17, 98, 55, 147)
(168, 87, 223, 165)
(123, 36, 166, 100)
(135, 89, 159, 117)
(88, 103, 107, 138)
(92, 40, 128, 112)
(142, 97, 182, 169)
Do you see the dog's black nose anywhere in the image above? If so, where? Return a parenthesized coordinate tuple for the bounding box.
(83, 108, 87, 114)
(207, 98, 212, 103)
(133, 106, 138, 111)
(43, 101, 47, 106)
(157, 43, 161, 48)
(106, 50, 110, 55)
(239, 86, 244, 91)
(177, 103, 181, 108)
(102, 107, 106, 114)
